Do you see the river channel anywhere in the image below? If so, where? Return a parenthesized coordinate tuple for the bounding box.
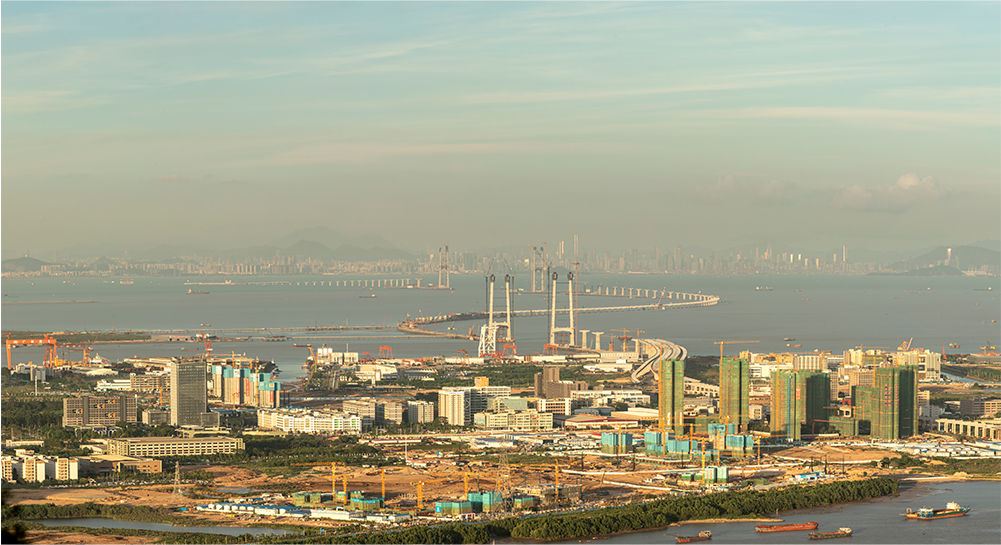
(545, 480, 1000, 545)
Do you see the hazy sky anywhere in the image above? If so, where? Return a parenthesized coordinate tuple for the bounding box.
(3, 2, 999, 259)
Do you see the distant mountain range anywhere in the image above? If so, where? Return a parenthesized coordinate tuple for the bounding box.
(1, 256, 49, 273)
(886, 245, 1000, 272)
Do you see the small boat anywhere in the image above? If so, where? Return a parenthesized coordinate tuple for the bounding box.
(948, 343, 960, 349)
(755, 522, 818, 532)
(784, 337, 796, 341)
(787, 344, 802, 348)
(902, 502, 971, 520)
(360, 293, 377, 298)
(119, 279, 134, 285)
(676, 531, 711, 543)
(809, 528, 852, 539)
(186, 289, 209, 294)
(755, 286, 773, 291)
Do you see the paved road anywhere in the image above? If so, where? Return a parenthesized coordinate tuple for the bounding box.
(632, 338, 687, 383)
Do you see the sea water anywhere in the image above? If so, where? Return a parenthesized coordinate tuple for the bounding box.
(3, 273, 999, 381)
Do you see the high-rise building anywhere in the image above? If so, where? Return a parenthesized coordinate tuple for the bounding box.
(170, 359, 207, 427)
(719, 356, 750, 433)
(406, 400, 435, 423)
(534, 366, 586, 399)
(870, 365, 918, 440)
(771, 370, 830, 442)
(658, 359, 684, 435)
(63, 394, 138, 427)
(438, 389, 469, 426)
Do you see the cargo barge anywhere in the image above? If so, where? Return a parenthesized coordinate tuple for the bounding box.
(902, 502, 971, 520)
(676, 530, 711, 543)
(755, 522, 818, 532)
(809, 527, 852, 539)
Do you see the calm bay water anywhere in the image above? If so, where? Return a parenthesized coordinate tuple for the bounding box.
(3, 274, 999, 381)
(545, 480, 1001, 545)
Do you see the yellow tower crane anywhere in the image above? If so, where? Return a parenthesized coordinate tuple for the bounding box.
(290, 462, 344, 495)
(712, 340, 759, 361)
(409, 478, 448, 510)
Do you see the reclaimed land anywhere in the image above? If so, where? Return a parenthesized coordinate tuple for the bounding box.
(3, 478, 899, 544)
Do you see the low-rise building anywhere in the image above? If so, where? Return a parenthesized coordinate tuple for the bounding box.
(107, 436, 244, 457)
(257, 408, 363, 434)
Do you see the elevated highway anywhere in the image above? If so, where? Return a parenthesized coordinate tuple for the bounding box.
(632, 339, 687, 383)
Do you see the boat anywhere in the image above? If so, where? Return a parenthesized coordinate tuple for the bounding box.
(360, 293, 377, 298)
(186, 289, 209, 294)
(809, 528, 852, 539)
(973, 287, 993, 291)
(755, 286, 773, 291)
(948, 343, 960, 349)
(784, 337, 796, 341)
(902, 502, 971, 520)
(676, 531, 711, 543)
(119, 280, 134, 285)
(787, 344, 802, 348)
(755, 522, 818, 532)
(200, 324, 211, 327)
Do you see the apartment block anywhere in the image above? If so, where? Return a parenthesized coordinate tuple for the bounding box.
(63, 394, 138, 427)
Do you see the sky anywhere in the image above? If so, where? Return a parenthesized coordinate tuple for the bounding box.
(3, 2, 999, 260)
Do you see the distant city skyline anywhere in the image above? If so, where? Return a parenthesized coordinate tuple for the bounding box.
(3, 2, 999, 258)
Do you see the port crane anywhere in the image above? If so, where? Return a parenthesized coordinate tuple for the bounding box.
(6, 334, 58, 369)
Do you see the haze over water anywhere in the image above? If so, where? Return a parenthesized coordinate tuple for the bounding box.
(4, 274, 999, 381)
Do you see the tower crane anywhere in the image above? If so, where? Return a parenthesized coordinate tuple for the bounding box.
(290, 461, 345, 495)
(612, 329, 633, 352)
(409, 478, 449, 510)
(713, 340, 759, 362)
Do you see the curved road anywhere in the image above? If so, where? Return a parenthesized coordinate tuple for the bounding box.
(632, 338, 687, 383)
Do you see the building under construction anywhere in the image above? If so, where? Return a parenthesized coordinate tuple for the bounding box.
(853, 365, 918, 440)
(658, 358, 685, 435)
(719, 356, 750, 433)
(513, 483, 582, 506)
(771, 370, 830, 442)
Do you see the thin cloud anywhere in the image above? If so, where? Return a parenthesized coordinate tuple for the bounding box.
(695, 107, 996, 128)
(831, 173, 945, 212)
(153, 174, 189, 183)
(233, 141, 610, 168)
(696, 175, 796, 204)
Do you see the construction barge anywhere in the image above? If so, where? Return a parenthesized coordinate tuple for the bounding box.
(754, 522, 818, 532)
(809, 528, 852, 539)
(676, 530, 711, 543)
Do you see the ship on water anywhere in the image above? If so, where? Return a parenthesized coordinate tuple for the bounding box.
(755, 522, 818, 532)
(902, 502, 971, 520)
(809, 528, 852, 539)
